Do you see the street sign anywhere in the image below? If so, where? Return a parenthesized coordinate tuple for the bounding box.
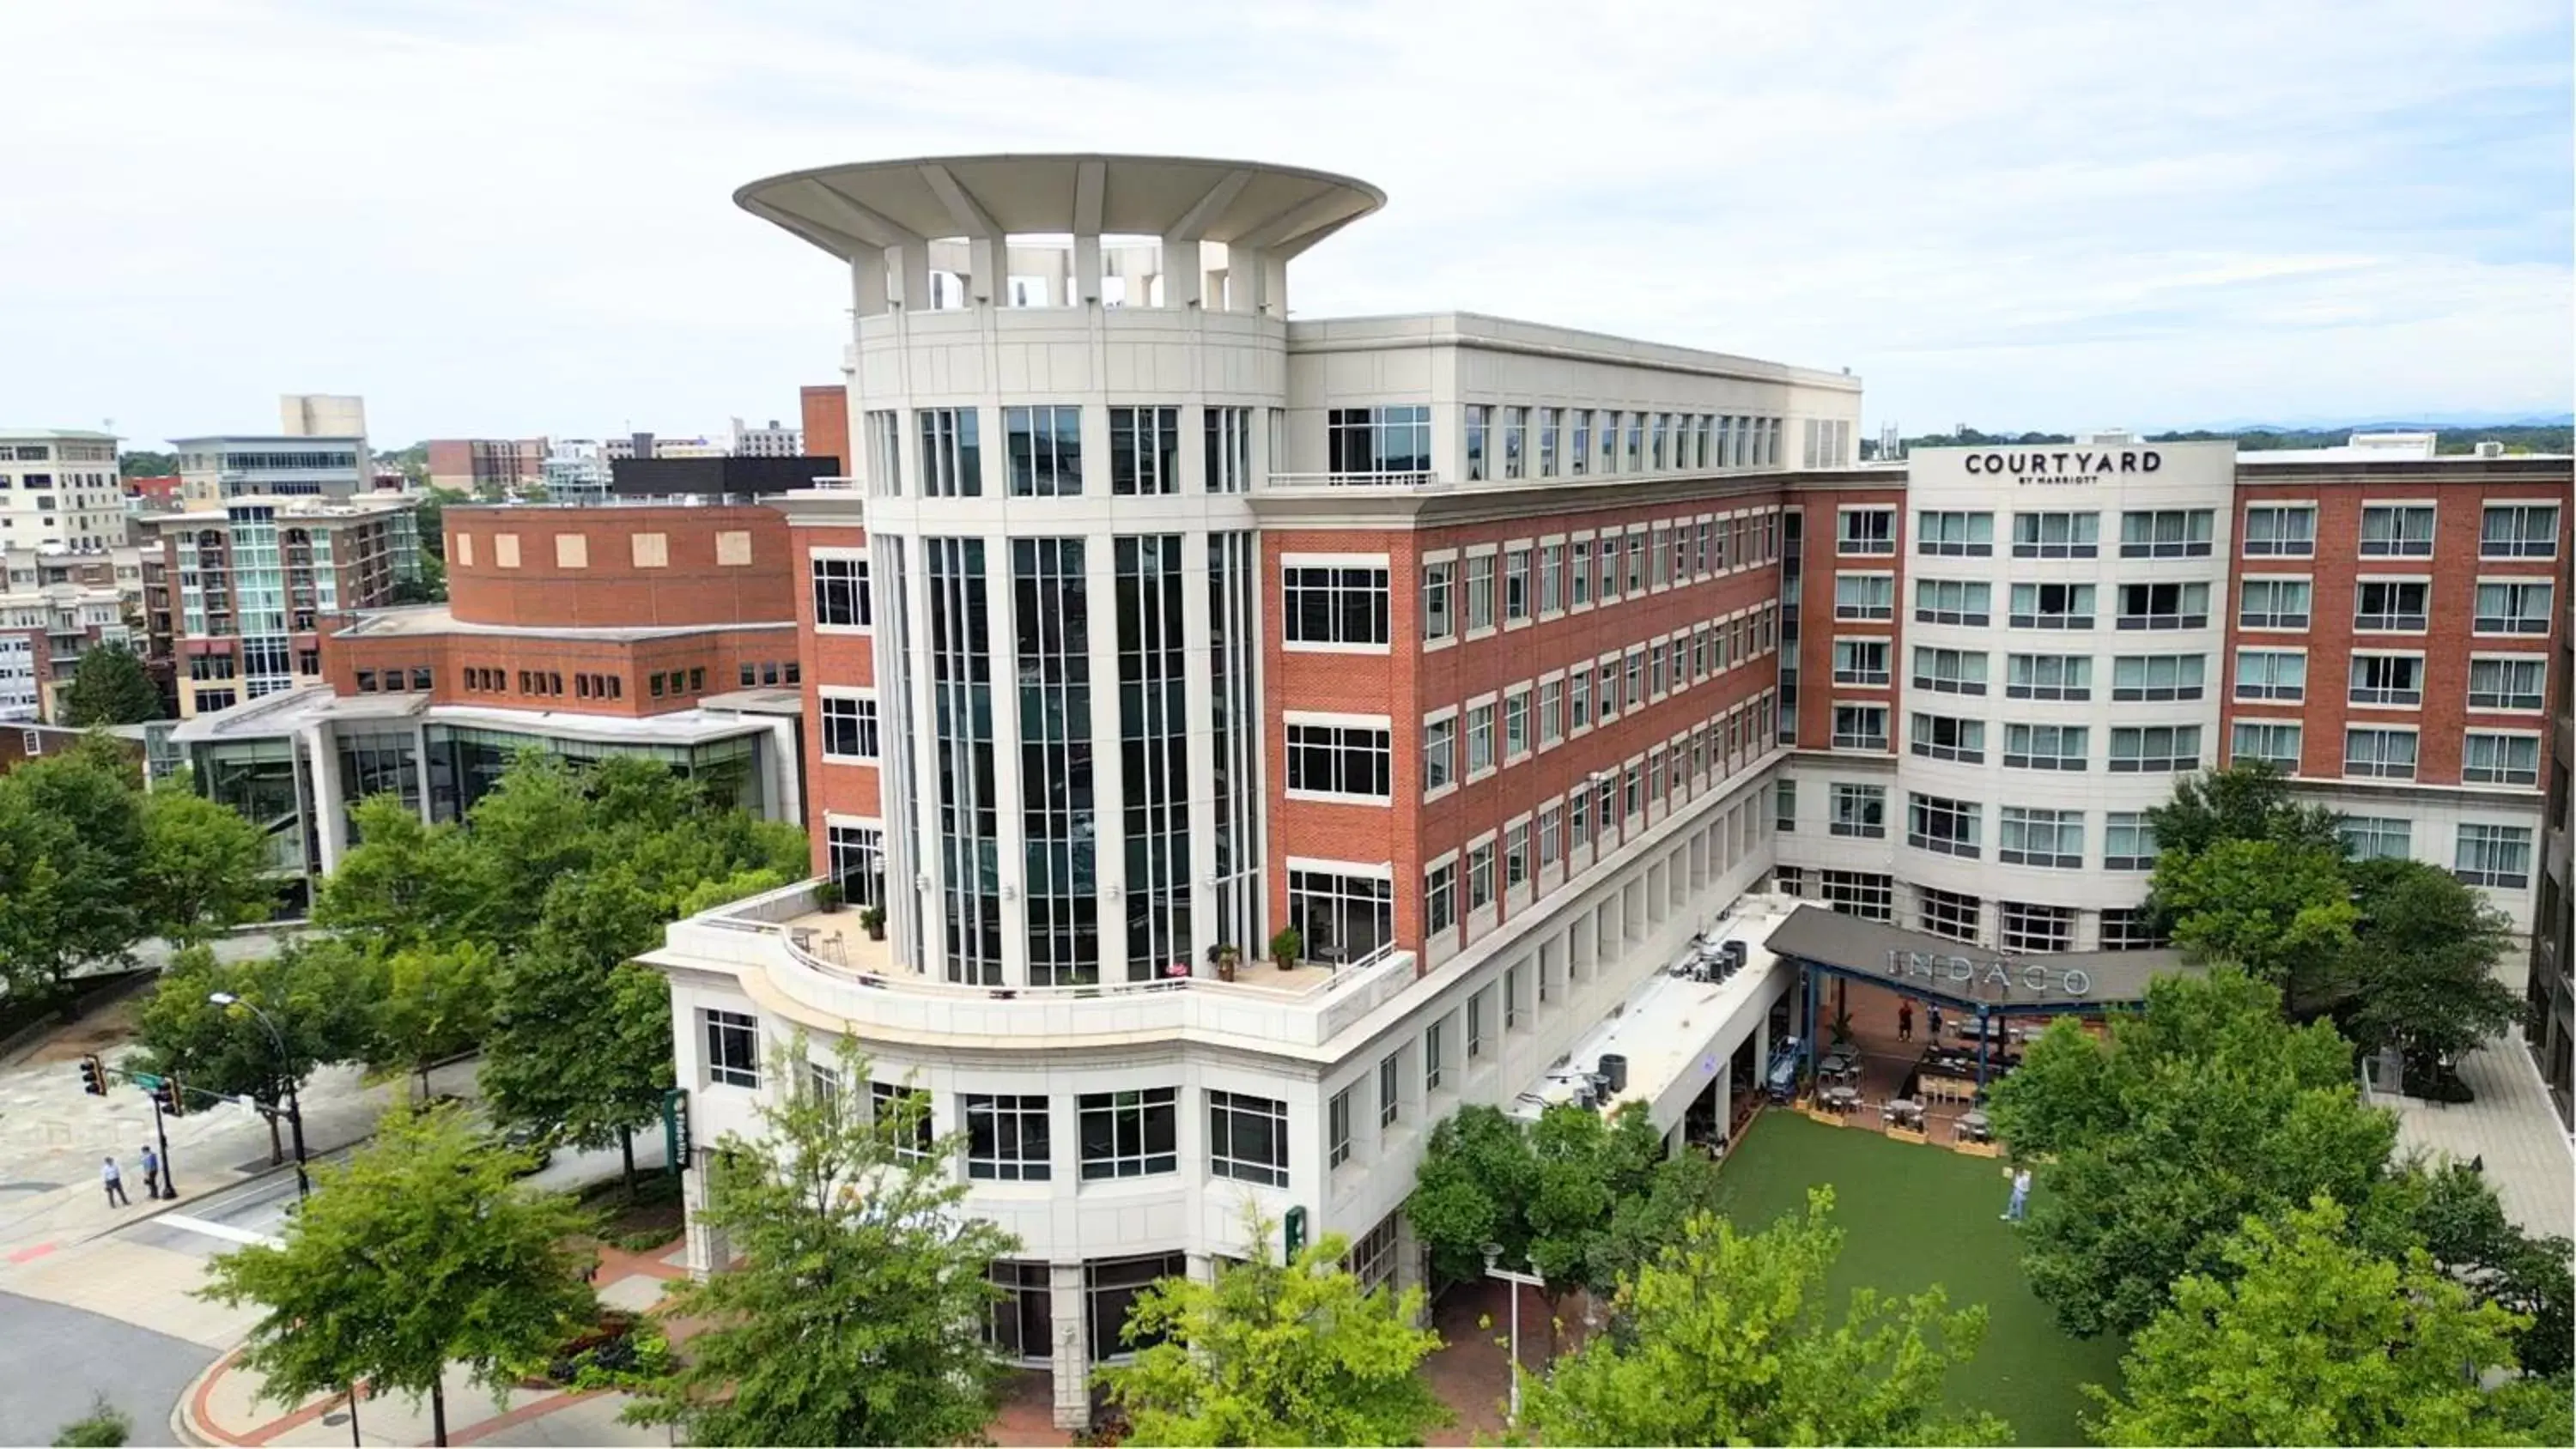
(662, 1088, 691, 1174)
(130, 1071, 166, 1090)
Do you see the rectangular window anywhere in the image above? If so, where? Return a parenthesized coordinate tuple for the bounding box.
(2112, 653, 2206, 701)
(1328, 1089, 1352, 1168)
(819, 694, 880, 761)
(1834, 573, 1894, 620)
(2003, 723, 2088, 771)
(2473, 580, 2555, 634)
(1536, 678, 1564, 747)
(2360, 504, 2435, 557)
(1466, 702, 1496, 775)
(2348, 653, 2424, 707)
(1504, 820, 1529, 889)
(1568, 410, 1592, 476)
(2455, 823, 2532, 888)
(1624, 533, 1646, 596)
(2354, 580, 2429, 632)
(1282, 565, 1390, 647)
(1504, 547, 1532, 621)
(1420, 561, 1455, 641)
(1625, 413, 1644, 470)
(1463, 405, 1489, 482)
(1829, 782, 1886, 838)
(1004, 404, 1084, 496)
(2481, 503, 2560, 559)
(2467, 656, 2546, 711)
(1379, 1053, 1402, 1127)
(1820, 870, 1895, 922)
(2239, 578, 2313, 629)
(2116, 581, 2209, 631)
(1838, 508, 1896, 555)
(1504, 689, 1530, 759)
(2231, 721, 2303, 771)
(1422, 715, 1455, 792)
(1425, 860, 1456, 933)
(2242, 505, 2316, 556)
(918, 407, 981, 497)
(2341, 815, 2412, 861)
(1078, 1088, 1177, 1179)
(2004, 652, 2091, 700)
(1910, 712, 1985, 764)
(1538, 543, 1564, 613)
(965, 1094, 1052, 1180)
(2110, 725, 2202, 773)
(2100, 907, 2169, 950)
(2118, 508, 2215, 558)
(1907, 793, 1982, 858)
(1999, 806, 2085, 868)
(1832, 704, 1889, 751)
(2103, 812, 2159, 870)
(702, 1009, 758, 1088)
(1569, 539, 1593, 607)
(1425, 1018, 1449, 1094)
(2009, 582, 2095, 629)
(870, 1082, 934, 1162)
(2000, 901, 2075, 954)
(2012, 511, 2099, 558)
(1916, 510, 1994, 556)
(2342, 727, 2419, 779)
(1504, 407, 1528, 479)
(1109, 406, 1181, 494)
(1914, 578, 1991, 627)
(1918, 887, 1982, 943)
(2234, 648, 2307, 701)
(1832, 639, 1890, 686)
(1537, 804, 1562, 869)
(811, 555, 872, 627)
(1285, 723, 1392, 799)
(1203, 406, 1252, 494)
(1538, 408, 1560, 476)
(2462, 732, 2540, 786)
(1465, 554, 1498, 632)
(1207, 1091, 1289, 1186)
(1773, 778, 1798, 832)
(1569, 671, 1592, 731)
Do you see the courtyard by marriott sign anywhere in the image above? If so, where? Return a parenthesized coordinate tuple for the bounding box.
(1885, 947, 2094, 998)
(1963, 447, 2160, 485)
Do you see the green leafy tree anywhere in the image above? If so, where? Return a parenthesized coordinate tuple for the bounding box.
(312, 796, 494, 949)
(199, 1103, 596, 1446)
(2385, 1159, 2576, 1379)
(134, 942, 369, 1163)
(2143, 760, 2342, 860)
(119, 449, 179, 478)
(2092, 1196, 2561, 1447)
(0, 735, 147, 1001)
(137, 779, 271, 943)
(1097, 1212, 1449, 1446)
(359, 939, 499, 1101)
(1593, 1148, 1732, 1295)
(1520, 1187, 2007, 1446)
(1985, 969, 2398, 1337)
(2153, 837, 2358, 1003)
(2340, 858, 2522, 1066)
(57, 645, 162, 726)
(1406, 1104, 1539, 1288)
(625, 1037, 1018, 1446)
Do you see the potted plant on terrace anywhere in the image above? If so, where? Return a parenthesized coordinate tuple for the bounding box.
(1208, 943, 1242, 983)
(858, 904, 885, 942)
(813, 879, 845, 914)
(1268, 925, 1303, 973)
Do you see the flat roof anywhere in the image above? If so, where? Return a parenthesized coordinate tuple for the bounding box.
(1765, 904, 2190, 1009)
(169, 434, 367, 447)
(174, 686, 785, 749)
(0, 428, 119, 441)
(336, 606, 797, 643)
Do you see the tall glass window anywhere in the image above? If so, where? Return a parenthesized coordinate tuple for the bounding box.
(1203, 407, 1252, 494)
(1325, 406, 1431, 479)
(1004, 405, 1083, 496)
(927, 538, 1000, 982)
(1118, 537, 1190, 979)
(1015, 538, 1096, 985)
(1109, 407, 1180, 495)
(919, 408, 981, 497)
(1209, 532, 1261, 959)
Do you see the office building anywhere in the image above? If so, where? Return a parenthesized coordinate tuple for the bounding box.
(0, 544, 144, 722)
(0, 429, 126, 553)
(174, 435, 374, 504)
(426, 437, 550, 494)
(730, 417, 805, 458)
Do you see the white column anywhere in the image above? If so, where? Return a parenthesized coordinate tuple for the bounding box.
(851, 249, 889, 317)
(1049, 1263, 1089, 1430)
(301, 720, 345, 875)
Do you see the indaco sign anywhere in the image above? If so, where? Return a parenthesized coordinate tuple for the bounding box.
(1962, 448, 2160, 485)
(1884, 947, 2095, 999)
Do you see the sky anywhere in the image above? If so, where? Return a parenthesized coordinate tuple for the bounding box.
(3, 0, 2568, 448)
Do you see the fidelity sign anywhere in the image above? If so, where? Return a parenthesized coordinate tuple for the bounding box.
(1884, 948, 2095, 998)
(1962, 448, 2161, 485)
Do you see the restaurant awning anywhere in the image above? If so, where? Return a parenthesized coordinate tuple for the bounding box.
(1763, 904, 2194, 1014)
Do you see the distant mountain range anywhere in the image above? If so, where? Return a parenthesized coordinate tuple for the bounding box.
(2178, 411, 2574, 432)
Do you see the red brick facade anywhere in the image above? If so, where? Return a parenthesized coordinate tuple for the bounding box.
(445, 506, 794, 628)
(788, 519, 878, 880)
(800, 386, 852, 476)
(1793, 482, 1909, 750)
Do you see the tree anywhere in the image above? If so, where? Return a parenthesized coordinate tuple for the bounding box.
(0, 735, 147, 1001)
(2340, 858, 2522, 1067)
(1593, 1148, 1733, 1296)
(2153, 837, 2357, 1003)
(134, 943, 368, 1163)
(625, 1037, 1018, 1446)
(2386, 1159, 2576, 1379)
(136, 779, 271, 943)
(360, 940, 499, 1102)
(199, 1103, 596, 1446)
(1406, 1104, 1539, 1288)
(120, 449, 179, 478)
(312, 796, 493, 949)
(2144, 760, 2342, 860)
(57, 644, 163, 726)
(1097, 1212, 1449, 1446)
(1519, 1188, 2007, 1446)
(2092, 1197, 2562, 1447)
(1985, 969, 2399, 1337)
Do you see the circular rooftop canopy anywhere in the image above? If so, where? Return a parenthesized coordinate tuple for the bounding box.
(735, 153, 1386, 262)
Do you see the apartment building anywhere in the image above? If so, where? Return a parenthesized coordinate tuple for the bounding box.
(173, 436, 374, 504)
(167, 499, 805, 898)
(729, 417, 805, 458)
(136, 496, 422, 718)
(425, 437, 550, 494)
(0, 429, 126, 553)
(647, 154, 1862, 1426)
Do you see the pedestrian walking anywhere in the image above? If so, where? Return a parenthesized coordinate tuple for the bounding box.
(100, 1155, 130, 1208)
(140, 1143, 162, 1200)
(2001, 1166, 2032, 1223)
(1928, 1003, 1944, 1040)
(1897, 1000, 1914, 1042)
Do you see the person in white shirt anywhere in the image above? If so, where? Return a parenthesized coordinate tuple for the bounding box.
(100, 1155, 130, 1208)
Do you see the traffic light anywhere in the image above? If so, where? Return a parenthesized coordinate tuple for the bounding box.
(77, 1054, 106, 1097)
(155, 1076, 184, 1118)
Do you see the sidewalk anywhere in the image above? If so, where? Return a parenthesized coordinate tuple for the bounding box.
(178, 1236, 691, 1447)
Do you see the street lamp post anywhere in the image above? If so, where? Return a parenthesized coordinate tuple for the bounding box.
(210, 992, 308, 1201)
(1481, 1242, 1546, 1426)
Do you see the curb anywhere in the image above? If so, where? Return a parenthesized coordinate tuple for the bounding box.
(173, 1344, 244, 1447)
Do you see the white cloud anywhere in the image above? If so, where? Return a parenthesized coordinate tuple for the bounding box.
(0, 0, 2565, 443)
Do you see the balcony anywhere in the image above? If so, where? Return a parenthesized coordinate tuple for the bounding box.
(654, 879, 1420, 1051)
(1260, 471, 1444, 491)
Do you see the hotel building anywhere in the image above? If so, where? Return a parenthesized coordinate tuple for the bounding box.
(643, 152, 2573, 1423)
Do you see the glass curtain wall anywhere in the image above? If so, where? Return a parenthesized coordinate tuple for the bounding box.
(1117, 537, 1189, 979)
(1015, 537, 1097, 984)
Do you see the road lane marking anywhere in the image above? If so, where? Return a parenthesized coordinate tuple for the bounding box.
(155, 1214, 283, 1248)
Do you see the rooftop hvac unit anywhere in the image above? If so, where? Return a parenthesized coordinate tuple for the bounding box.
(1598, 1055, 1628, 1094)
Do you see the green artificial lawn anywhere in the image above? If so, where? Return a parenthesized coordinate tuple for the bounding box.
(1716, 1112, 2126, 1446)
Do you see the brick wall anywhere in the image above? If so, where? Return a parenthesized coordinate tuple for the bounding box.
(445, 505, 795, 628)
(800, 385, 852, 476)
